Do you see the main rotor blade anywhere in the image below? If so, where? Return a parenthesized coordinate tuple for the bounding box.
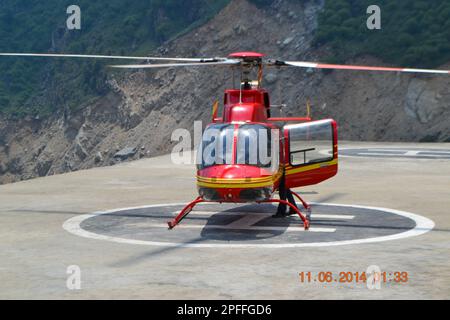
(270, 60, 450, 75)
(0, 52, 226, 62)
(109, 60, 240, 69)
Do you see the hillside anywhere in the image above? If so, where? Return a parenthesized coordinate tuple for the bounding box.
(315, 0, 450, 67)
(0, 0, 230, 117)
(2, 0, 450, 118)
(0, 0, 450, 184)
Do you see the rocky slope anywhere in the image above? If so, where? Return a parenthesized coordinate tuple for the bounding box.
(0, 0, 449, 184)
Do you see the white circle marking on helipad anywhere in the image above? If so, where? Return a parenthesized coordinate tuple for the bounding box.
(62, 202, 435, 248)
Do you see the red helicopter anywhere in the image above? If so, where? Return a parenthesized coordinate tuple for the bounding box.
(1, 51, 449, 231)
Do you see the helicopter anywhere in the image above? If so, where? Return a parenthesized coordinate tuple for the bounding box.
(1, 51, 449, 231)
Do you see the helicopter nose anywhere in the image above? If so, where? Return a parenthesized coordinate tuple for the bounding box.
(197, 165, 276, 202)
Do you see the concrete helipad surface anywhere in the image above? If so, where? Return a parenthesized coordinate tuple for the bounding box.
(0, 141, 449, 299)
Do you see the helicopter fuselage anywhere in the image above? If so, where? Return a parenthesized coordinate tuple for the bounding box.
(196, 87, 338, 203)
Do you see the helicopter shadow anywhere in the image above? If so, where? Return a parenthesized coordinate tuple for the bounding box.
(198, 203, 291, 242)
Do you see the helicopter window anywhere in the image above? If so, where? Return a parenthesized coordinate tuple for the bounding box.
(236, 124, 278, 170)
(197, 124, 234, 169)
(287, 120, 334, 166)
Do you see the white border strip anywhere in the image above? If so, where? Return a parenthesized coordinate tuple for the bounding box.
(62, 202, 434, 248)
(331, 148, 450, 159)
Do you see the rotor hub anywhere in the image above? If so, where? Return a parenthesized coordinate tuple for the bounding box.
(228, 52, 264, 63)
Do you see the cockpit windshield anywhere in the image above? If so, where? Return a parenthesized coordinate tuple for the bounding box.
(236, 124, 275, 168)
(197, 124, 234, 169)
(197, 123, 279, 171)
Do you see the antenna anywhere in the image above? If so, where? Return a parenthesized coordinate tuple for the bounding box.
(306, 99, 311, 119)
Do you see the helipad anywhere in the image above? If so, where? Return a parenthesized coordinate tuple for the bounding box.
(63, 202, 434, 248)
(1, 141, 449, 299)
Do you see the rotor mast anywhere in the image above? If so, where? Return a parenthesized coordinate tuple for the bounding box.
(228, 52, 265, 90)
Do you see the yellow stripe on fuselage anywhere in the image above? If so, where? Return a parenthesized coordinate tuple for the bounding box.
(197, 180, 275, 189)
(285, 159, 337, 175)
(197, 170, 283, 189)
(197, 176, 273, 183)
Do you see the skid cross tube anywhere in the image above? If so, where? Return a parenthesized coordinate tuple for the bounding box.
(168, 196, 310, 231)
(290, 190, 311, 210)
(258, 199, 310, 230)
(167, 196, 204, 230)
(290, 191, 312, 222)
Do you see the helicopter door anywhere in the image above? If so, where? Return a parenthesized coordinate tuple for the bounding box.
(283, 119, 338, 188)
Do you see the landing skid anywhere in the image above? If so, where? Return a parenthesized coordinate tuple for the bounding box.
(290, 190, 312, 222)
(257, 198, 310, 230)
(167, 196, 310, 231)
(167, 196, 204, 230)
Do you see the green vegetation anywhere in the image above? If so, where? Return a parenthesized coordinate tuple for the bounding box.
(314, 0, 450, 67)
(0, 0, 229, 117)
